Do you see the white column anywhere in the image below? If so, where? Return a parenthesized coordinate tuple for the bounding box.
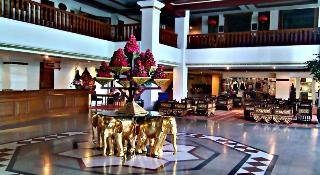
(137, 0, 164, 52)
(137, 0, 164, 110)
(251, 12, 258, 31)
(110, 14, 118, 25)
(318, 8, 320, 27)
(173, 10, 189, 101)
(218, 14, 224, 33)
(201, 16, 208, 34)
(270, 10, 279, 30)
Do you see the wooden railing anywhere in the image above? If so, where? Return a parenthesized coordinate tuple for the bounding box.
(187, 28, 320, 49)
(0, 0, 142, 41)
(160, 29, 178, 48)
(111, 23, 141, 41)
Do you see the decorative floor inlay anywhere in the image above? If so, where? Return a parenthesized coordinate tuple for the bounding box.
(180, 132, 277, 175)
(0, 131, 87, 175)
(0, 131, 278, 175)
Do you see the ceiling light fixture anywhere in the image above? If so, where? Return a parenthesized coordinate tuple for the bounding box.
(171, 0, 223, 6)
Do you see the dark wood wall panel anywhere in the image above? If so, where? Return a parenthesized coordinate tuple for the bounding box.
(0, 90, 89, 125)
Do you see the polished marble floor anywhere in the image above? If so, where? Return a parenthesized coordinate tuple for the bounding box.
(0, 110, 319, 175)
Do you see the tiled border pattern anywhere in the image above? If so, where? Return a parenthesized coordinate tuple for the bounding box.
(179, 132, 277, 175)
(0, 131, 87, 175)
(0, 131, 277, 175)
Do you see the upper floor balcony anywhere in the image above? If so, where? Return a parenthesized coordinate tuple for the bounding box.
(0, 0, 177, 47)
(187, 28, 320, 49)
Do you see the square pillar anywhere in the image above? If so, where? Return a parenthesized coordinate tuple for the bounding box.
(138, 0, 164, 52)
(137, 0, 164, 109)
(270, 10, 279, 30)
(173, 66, 188, 101)
(251, 12, 258, 31)
(201, 16, 208, 34)
(218, 14, 224, 33)
(173, 10, 189, 101)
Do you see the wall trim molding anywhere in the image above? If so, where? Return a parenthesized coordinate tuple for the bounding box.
(0, 43, 110, 61)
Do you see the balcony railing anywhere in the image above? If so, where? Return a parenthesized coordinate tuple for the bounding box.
(159, 29, 178, 48)
(0, 0, 142, 42)
(112, 24, 141, 41)
(187, 28, 320, 49)
(1, 0, 113, 40)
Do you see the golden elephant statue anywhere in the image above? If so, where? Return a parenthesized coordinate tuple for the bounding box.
(91, 114, 124, 156)
(136, 116, 177, 156)
(91, 113, 102, 146)
(121, 119, 138, 155)
(102, 117, 124, 156)
(92, 114, 138, 156)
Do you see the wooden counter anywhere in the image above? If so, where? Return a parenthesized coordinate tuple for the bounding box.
(0, 89, 89, 124)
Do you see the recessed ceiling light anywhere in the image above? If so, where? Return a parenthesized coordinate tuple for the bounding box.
(171, 0, 223, 6)
(87, 61, 91, 63)
(273, 66, 276, 69)
(226, 66, 230, 70)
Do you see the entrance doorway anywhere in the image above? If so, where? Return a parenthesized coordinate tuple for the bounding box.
(40, 62, 54, 89)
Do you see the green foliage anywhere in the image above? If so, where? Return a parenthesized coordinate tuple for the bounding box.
(306, 54, 320, 82)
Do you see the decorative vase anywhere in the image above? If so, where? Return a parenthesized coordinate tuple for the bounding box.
(132, 77, 151, 85)
(118, 80, 131, 88)
(153, 79, 170, 88)
(95, 77, 113, 87)
(110, 66, 130, 74)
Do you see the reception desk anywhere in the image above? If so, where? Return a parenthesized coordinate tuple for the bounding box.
(0, 89, 89, 124)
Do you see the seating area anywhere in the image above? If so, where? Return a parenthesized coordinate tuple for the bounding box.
(243, 99, 313, 124)
(159, 96, 216, 116)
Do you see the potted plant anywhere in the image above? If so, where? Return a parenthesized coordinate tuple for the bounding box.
(306, 54, 320, 123)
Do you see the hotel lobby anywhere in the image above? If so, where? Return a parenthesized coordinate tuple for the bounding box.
(1, 0, 320, 175)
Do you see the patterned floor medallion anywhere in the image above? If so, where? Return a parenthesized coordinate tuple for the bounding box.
(0, 131, 278, 175)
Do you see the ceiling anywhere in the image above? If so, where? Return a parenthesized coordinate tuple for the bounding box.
(75, 0, 319, 20)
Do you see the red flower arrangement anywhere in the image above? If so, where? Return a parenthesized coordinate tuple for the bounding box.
(133, 59, 148, 77)
(96, 61, 112, 78)
(152, 64, 166, 79)
(110, 48, 128, 67)
(141, 49, 156, 67)
(124, 35, 140, 55)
